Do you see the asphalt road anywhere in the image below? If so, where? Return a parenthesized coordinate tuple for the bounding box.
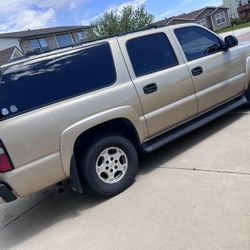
(0, 105, 250, 249)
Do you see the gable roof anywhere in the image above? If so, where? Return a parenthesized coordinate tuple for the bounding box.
(154, 6, 228, 26)
(0, 47, 23, 66)
(0, 26, 90, 39)
(0, 47, 16, 65)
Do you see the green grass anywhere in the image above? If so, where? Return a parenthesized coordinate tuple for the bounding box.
(217, 22, 250, 33)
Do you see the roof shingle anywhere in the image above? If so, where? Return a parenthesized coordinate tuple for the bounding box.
(0, 26, 90, 39)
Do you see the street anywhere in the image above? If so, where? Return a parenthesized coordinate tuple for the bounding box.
(0, 105, 250, 249)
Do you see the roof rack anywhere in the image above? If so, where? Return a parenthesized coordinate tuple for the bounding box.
(79, 23, 167, 45)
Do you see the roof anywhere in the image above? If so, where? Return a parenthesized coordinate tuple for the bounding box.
(0, 47, 17, 66)
(0, 26, 90, 39)
(154, 6, 229, 26)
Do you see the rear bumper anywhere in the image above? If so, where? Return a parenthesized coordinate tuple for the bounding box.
(0, 183, 17, 203)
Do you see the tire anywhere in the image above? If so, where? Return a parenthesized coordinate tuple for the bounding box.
(79, 134, 138, 198)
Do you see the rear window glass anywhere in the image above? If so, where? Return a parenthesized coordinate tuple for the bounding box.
(0, 42, 116, 120)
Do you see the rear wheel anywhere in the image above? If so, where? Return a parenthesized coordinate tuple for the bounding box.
(79, 134, 138, 197)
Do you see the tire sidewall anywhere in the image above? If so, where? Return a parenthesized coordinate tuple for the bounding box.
(80, 135, 138, 197)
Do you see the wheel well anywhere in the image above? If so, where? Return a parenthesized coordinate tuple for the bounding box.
(73, 118, 140, 167)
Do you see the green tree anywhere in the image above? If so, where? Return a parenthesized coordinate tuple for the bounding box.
(85, 5, 154, 40)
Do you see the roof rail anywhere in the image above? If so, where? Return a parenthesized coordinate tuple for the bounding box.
(80, 23, 167, 44)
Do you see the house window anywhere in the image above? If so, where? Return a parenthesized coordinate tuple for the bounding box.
(56, 34, 73, 48)
(77, 32, 86, 43)
(215, 12, 226, 25)
(38, 38, 49, 52)
(196, 19, 207, 27)
(30, 38, 49, 53)
(31, 39, 41, 53)
(11, 49, 23, 59)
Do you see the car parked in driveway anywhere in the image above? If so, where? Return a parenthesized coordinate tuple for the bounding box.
(0, 23, 250, 203)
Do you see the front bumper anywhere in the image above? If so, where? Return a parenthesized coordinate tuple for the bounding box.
(0, 183, 17, 203)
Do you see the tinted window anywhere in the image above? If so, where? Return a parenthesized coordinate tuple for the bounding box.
(175, 27, 223, 61)
(0, 43, 116, 120)
(127, 33, 178, 77)
(56, 34, 73, 48)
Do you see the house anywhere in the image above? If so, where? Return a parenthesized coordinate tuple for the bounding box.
(223, 0, 240, 18)
(236, 0, 250, 21)
(223, 0, 250, 20)
(154, 6, 231, 31)
(0, 26, 90, 57)
(0, 46, 23, 66)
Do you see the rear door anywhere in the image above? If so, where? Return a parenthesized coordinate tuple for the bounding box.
(173, 25, 246, 113)
(118, 30, 198, 137)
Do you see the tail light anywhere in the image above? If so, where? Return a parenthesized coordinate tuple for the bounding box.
(0, 141, 13, 173)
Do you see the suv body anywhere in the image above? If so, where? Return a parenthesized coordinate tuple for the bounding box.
(0, 24, 250, 202)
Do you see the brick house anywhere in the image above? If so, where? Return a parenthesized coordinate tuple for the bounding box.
(154, 6, 231, 31)
(0, 26, 90, 58)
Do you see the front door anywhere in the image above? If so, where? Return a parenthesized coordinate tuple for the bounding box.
(173, 26, 246, 113)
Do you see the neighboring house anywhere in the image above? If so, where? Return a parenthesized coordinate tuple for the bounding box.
(236, 0, 250, 20)
(155, 6, 231, 31)
(0, 46, 23, 66)
(0, 26, 90, 56)
(223, 0, 250, 20)
(223, 0, 240, 18)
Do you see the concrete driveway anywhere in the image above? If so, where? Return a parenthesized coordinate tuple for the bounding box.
(0, 106, 250, 250)
(220, 27, 250, 42)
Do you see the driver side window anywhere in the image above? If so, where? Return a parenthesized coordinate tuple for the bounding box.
(174, 26, 223, 61)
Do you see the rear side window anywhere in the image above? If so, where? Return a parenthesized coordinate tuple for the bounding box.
(0, 43, 116, 120)
(174, 26, 223, 61)
(127, 33, 178, 77)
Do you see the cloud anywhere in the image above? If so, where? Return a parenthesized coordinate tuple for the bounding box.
(81, 0, 147, 25)
(0, 0, 84, 33)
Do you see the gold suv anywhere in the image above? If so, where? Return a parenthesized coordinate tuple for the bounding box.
(0, 24, 249, 202)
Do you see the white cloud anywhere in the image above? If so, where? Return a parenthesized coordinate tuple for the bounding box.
(81, 0, 147, 25)
(159, 9, 179, 18)
(0, 0, 84, 33)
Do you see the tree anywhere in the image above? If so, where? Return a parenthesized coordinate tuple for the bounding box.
(85, 5, 154, 40)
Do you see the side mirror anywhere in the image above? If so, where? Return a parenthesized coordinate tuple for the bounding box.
(224, 35, 238, 50)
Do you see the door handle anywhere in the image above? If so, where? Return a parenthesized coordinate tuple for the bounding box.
(191, 66, 203, 76)
(143, 83, 158, 94)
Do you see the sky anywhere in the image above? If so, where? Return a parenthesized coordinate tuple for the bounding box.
(0, 0, 223, 33)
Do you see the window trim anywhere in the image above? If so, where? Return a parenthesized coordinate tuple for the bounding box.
(215, 12, 226, 25)
(126, 32, 179, 78)
(196, 19, 207, 27)
(174, 26, 224, 62)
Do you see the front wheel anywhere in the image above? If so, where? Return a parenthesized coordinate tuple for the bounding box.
(80, 134, 138, 197)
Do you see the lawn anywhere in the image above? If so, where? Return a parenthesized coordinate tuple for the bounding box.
(217, 22, 250, 33)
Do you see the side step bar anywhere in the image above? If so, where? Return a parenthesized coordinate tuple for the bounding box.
(141, 96, 247, 153)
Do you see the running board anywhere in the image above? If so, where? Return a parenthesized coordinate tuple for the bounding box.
(141, 96, 247, 153)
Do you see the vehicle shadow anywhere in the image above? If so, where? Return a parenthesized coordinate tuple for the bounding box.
(138, 106, 247, 174)
(0, 107, 246, 248)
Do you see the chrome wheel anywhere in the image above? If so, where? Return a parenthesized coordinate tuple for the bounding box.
(95, 147, 128, 184)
